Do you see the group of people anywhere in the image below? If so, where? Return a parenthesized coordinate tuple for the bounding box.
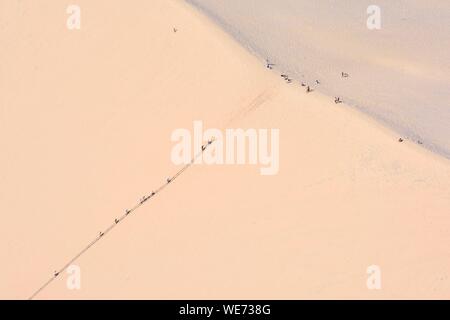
(269, 59, 350, 104)
(50, 138, 220, 281)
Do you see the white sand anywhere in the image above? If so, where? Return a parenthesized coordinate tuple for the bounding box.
(0, 0, 449, 299)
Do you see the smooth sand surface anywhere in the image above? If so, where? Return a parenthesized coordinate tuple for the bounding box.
(0, 0, 449, 299)
(188, 0, 450, 158)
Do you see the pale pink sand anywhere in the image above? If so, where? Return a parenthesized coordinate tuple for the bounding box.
(0, 0, 449, 299)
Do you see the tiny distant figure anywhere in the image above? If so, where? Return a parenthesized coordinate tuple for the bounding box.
(125, 209, 131, 215)
(306, 86, 312, 93)
(54, 271, 59, 277)
(398, 138, 404, 143)
(417, 140, 423, 145)
(335, 97, 343, 104)
(115, 219, 119, 224)
(151, 191, 156, 196)
(173, 27, 178, 33)
(301, 82, 306, 87)
(281, 74, 288, 79)
(208, 139, 213, 145)
(167, 178, 172, 184)
(286, 78, 292, 83)
(202, 145, 206, 151)
(341, 72, 349, 78)
(266, 59, 274, 69)
(315, 80, 320, 85)
(99, 232, 104, 237)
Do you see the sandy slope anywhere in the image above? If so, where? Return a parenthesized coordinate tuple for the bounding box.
(0, 0, 449, 299)
(187, 0, 450, 158)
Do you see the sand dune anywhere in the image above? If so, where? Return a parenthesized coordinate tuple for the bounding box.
(187, 0, 450, 158)
(0, 0, 449, 299)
